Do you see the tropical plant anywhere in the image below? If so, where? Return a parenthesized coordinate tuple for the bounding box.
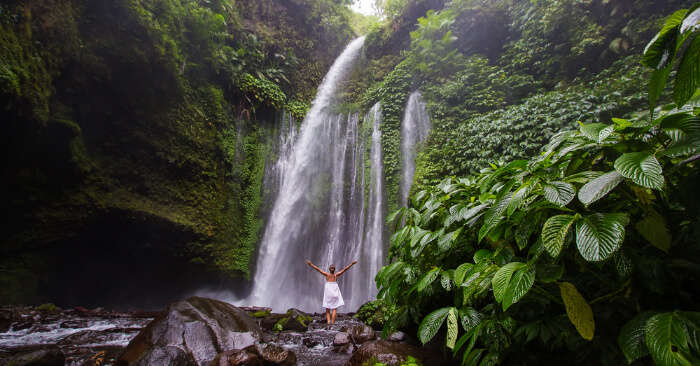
(376, 5, 700, 365)
(644, 4, 700, 115)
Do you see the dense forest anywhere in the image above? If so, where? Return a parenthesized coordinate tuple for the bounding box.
(1, 0, 700, 365)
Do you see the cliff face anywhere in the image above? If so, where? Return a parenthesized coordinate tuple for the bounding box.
(0, 0, 353, 306)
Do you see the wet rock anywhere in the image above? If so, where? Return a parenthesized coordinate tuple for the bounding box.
(388, 331, 406, 342)
(2, 346, 65, 366)
(60, 319, 89, 328)
(346, 340, 443, 366)
(260, 314, 286, 331)
(334, 343, 354, 355)
(281, 309, 312, 332)
(261, 333, 277, 343)
(302, 337, 319, 348)
(255, 343, 296, 366)
(117, 297, 262, 366)
(210, 347, 262, 366)
(0, 309, 13, 332)
(347, 324, 374, 344)
(263, 309, 312, 332)
(210, 344, 295, 366)
(333, 332, 350, 346)
(58, 328, 140, 346)
(13, 321, 33, 331)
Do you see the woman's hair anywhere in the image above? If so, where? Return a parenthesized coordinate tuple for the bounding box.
(329, 265, 336, 273)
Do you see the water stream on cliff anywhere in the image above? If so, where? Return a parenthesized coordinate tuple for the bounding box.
(238, 36, 388, 312)
(399, 91, 431, 206)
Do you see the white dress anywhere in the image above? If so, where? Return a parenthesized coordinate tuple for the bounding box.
(322, 282, 345, 309)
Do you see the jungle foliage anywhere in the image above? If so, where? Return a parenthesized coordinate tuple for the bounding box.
(375, 5, 700, 366)
(361, 0, 696, 208)
(0, 0, 354, 303)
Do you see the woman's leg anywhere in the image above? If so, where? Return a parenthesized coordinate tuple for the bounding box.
(331, 308, 337, 324)
(326, 309, 331, 324)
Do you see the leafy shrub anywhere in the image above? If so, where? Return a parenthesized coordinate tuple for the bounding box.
(376, 7, 700, 365)
(355, 299, 398, 329)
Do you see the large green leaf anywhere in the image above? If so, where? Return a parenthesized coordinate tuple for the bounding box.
(454, 263, 473, 287)
(478, 196, 511, 242)
(643, 9, 686, 69)
(636, 210, 672, 252)
(674, 35, 700, 107)
(578, 171, 625, 206)
(576, 213, 629, 262)
(542, 214, 577, 258)
(492, 262, 523, 303)
(580, 122, 614, 143)
(507, 179, 538, 216)
(412, 230, 440, 257)
(649, 66, 673, 115)
(543, 181, 576, 207)
(437, 228, 462, 252)
(645, 312, 692, 366)
(375, 261, 404, 286)
(680, 6, 700, 34)
(614, 152, 664, 189)
(417, 267, 440, 292)
(660, 115, 700, 156)
(460, 203, 489, 222)
(560, 282, 595, 341)
(446, 307, 458, 349)
(385, 207, 405, 225)
(418, 307, 451, 344)
(502, 265, 535, 311)
(441, 270, 453, 291)
(459, 307, 483, 332)
(619, 312, 655, 364)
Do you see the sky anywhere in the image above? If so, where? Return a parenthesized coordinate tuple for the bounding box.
(350, 0, 378, 16)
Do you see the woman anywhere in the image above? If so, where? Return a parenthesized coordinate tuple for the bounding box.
(305, 259, 357, 324)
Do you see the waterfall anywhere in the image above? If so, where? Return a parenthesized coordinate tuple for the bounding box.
(399, 91, 431, 206)
(239, 37, 386, 312)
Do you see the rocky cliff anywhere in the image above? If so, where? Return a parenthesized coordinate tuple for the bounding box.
(0, 0, 354, 306)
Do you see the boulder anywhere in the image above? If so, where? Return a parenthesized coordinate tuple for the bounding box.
(255, 344, 296, 366)
(347, 324, 374, 344)
(387, 331, 406, 342)
(333, 332, 351, 346)
(345, 340, 446, 366)
(2, 346, 65, 366)
(117, 297, 262, 366)
(209, 347, 262, 366)
(263, 309, 312, 332)
(210, 344, 295, 366)
(260, 314, 286, 331)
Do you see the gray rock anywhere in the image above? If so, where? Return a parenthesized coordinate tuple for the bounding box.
(2, 346, 65, 366)
(255, 343, 296, 366)
(117, 297, 262, 366)
(333, 332, 350, 346)
(347, 324, 374, 344)
(388, 331, 406, 342)
(345, 340, 448, 366)
(209, 347, 262, 366)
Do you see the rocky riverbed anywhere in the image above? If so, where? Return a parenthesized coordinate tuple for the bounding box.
(0, 298, 450, 366)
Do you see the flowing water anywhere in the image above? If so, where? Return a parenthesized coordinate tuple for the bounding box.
(399, 91, 431, 206)
(239, 36, 388, 312)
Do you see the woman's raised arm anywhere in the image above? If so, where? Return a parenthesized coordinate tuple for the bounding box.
(306, 260, 327, 275)
(336, 260, 357, 277)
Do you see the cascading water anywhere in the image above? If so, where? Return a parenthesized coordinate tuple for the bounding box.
(240, 37, 386, 312)
(399, 91, 431, 206)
